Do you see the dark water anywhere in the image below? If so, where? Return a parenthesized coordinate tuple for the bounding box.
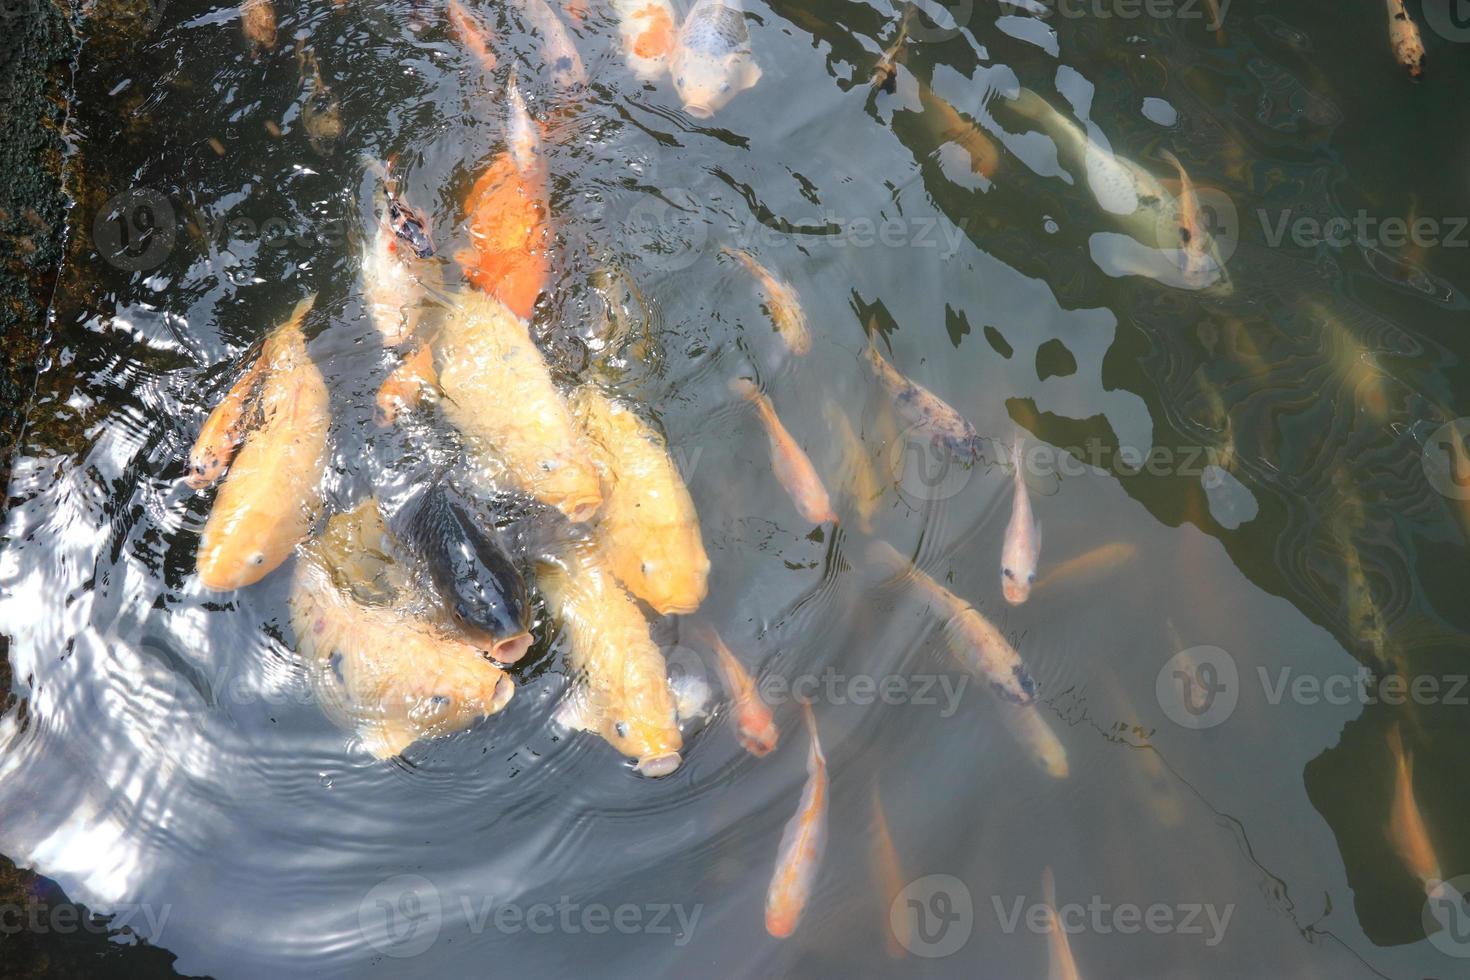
(4, 0, 1470, 976)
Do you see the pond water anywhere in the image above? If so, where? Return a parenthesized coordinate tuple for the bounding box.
(4, 0, 1470, 976)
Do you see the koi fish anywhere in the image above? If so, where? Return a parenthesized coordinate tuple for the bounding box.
(510, 0, 587, 92)
(539, 543, 683, 776)
(296, 43, 342, 156)
(1001, 437, 1040, 605)
(374, 343, 438, 425)
(1386, 723, 1442, 891)
(241, 0, 276, 56)
(292, 506, 515, 759)
(1386, 0, 1425, 78)
(186, 354, 267, 489)
(449, 0, 498, 71)
(382, 483, 532, 664)
(869, 539, 1036, 704)
(1001, 704, 1068, 778)
(456, 151, 550, 322)
(197, 296, 328, 591)
(864, 328, 981, 460)
(571, 386, 709, 615)
(824, 401, 880, 533)
(1157, 148, 1227, 289)
(721, 247, 810, 355)
(915, 79, 1001, 180)
(693, 621, 777, 756)
(1042, 867, 1082, 980)
(869, 6, 913, 94)
(434, 290, 603, 522)
(730, 378, 837, 525)
(766, 702, 828, 938)
(361, 161, 431, 348)
(1032, 541, 1136, 592)
(671, 0, 762, 119)
(611, 0, 679, 82)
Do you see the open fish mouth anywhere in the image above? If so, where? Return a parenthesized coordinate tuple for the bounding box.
(636, 752, 682, 777)
(490, 631, 534, 665)
(683, 103, 713, 119)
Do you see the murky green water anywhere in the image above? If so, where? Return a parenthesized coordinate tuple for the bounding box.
(4, 0, 1470, 976)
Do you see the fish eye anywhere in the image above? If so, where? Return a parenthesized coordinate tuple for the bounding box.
(615, 721, 629, 738)
(454, 602, 470, 620)
(1002, 567, 1013, 579)
(250, 552, 266, 566)
(1028, 573, 1037, 584)
(720, 82, 730, 92)
(429, 694, 452, 709)
(328, 651, 344, 683)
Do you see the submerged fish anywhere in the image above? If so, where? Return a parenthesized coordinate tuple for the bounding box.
(510, 0, 587, 92)
(361, 160, 432, 348)
(730, 378, 837, 525)
(571, 386, 709, 615)
(864, 329, 980, 460)
(869, 7, 913, 94)
(1042, 867, 1083, 980)
(611, 0, 679, 82)
(187, 354, 267, 489)
(693, 621, 778, 756)
(1157, 148, 1227, 289)
(766, 702, 828, 938)
(241, 0, 276, 56)
(1386, 0, 1425, 78)
(296, 43, 343, 156)
(197, 296, 328, 591)
(434, 290, 603, 522)
(721, 247, 811, 356)
(869, 539, 1036, 704)
(382, 483, 532, 663)
(448, 0, 498, 71)
(871, 786, 909, 958)
(457, 151, 550, 322)
(915, 79, 1001, 180)
(1032, 541, 1136, 592)
(539, 544, 683, 776)
(824, 401, 881, 533)
(1386, 723, 1442, 891)
(1001, 704, 1069, 778)
(292, 507, 515, 759)
(1001, 437, 1040, 605)
(671, 0, 762, 118)
(374, 343, 438, 425)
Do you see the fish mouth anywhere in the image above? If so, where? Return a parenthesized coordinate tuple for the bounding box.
(1003, 582, 1030, 605)
(561, 495, 603, 523)
(683, 103, 713, 119)
(490, 631, 534, 665)
(636, 751, 682, 777)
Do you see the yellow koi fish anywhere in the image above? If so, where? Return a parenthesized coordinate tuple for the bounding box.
(571, 386, 709, 615)
(721, 247, 811, 356)
(1386, 723, 1442, 891)
(187, 354, 267, 489)
(1033, 542, 1136, 593)
(824, 401, 881, 533)
(197, 296, 328, 591)
(435, 290, 603, 522)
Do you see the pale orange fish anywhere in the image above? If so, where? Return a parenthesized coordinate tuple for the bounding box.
(766, 702, 829, 938)
(869, 6, 913, 94)
(186, 354, 267, 489)
(730, 378, 837, 525)
(504, 69, 542, 177)
(448, 0, 498, 70)
(868, 539, 1036, 704)
(721, 247, 811, 356)
(241, 0, 276, 56)
(694, 622, 777, 756)
(291, 505, 515, 759)
(539, 543, 683, 776)
(824, 401, 881, 533)
(1042, 867, 1083, 980)
(510, 0, 587, 92)
(571, 386, 709, 615)
(1386, 0, 1425, 78)
(197, 296, 329, 591)
(1001, 704, 1068, 779)
(1386, 723, 1442, 891)
(434, 290, 602, 522)
(871, 786, 909, 958)
(1305, 299, 1394, 423)
(915, 79, 1000, 179)
(1158, 148, 1225, 288)
(610, 0, 678, 81)
(1033, 542, 1136, 593)
(562, 0, 589, 23)
(1001, 436, 1040, 605)
(864, 328, 981, 460)
(361, 199, 426, 349)
(374, 343, 438, 426)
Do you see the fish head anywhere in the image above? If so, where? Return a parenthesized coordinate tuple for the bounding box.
(672, 50, 761, 118)
(621, 530, 710, 615)
(601, 712, 683, 777)
(197, 523, 293, 590)
(995, 662, 1038, 705)
(735, 704, 778, 757)
(1001, 565, 1034, 605)
(388, 200, 435, 259)
(535, 455, 604, 522)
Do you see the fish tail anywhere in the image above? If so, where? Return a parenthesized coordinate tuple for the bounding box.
(801, 700, 824, 766)
(1387, 722, 1411, 777)
(1041, 865, 1058, 911)
(728, 376, 760, 404)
